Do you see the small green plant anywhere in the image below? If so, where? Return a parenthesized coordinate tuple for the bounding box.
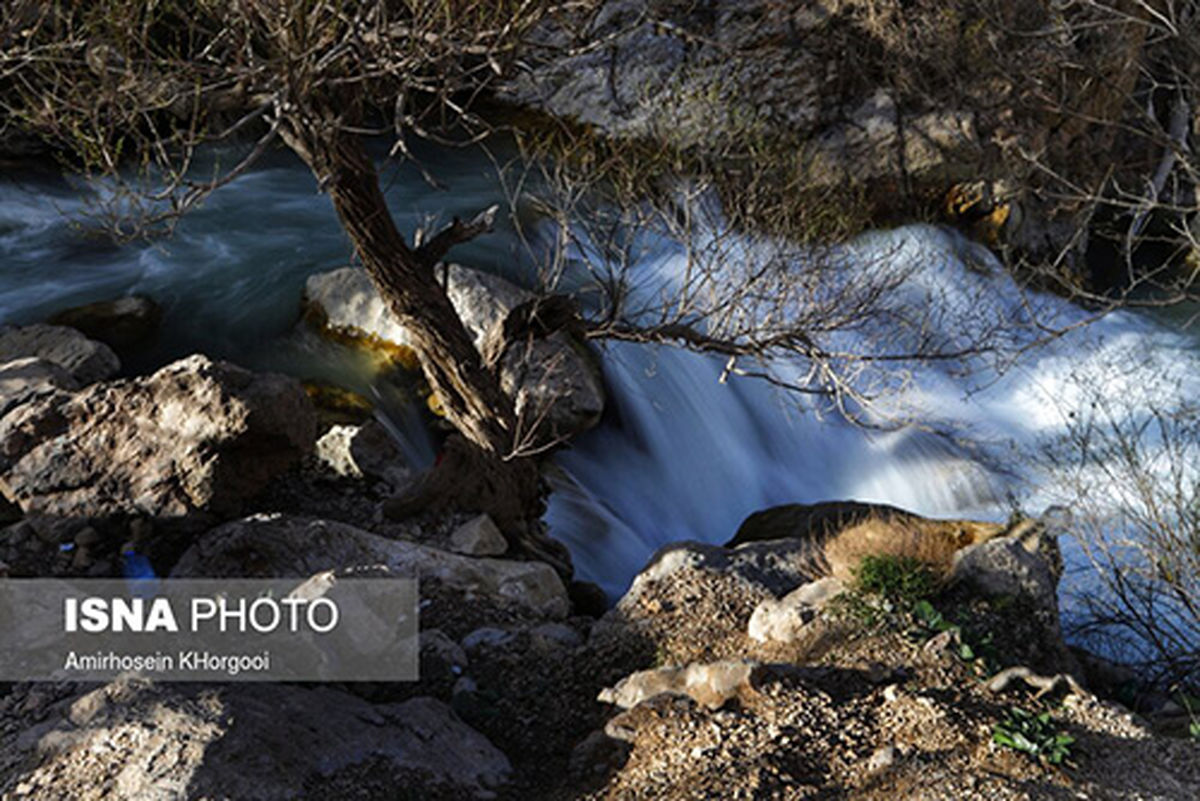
(852, 555, 940, 609)
(993, 706, 1075, 765)
(1177, 692, 1200, 742)
(910, 600, 1001, 677)
(830, 555, 941, 631)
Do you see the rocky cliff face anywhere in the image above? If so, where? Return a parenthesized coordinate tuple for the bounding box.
(503, 0, 1195, 288)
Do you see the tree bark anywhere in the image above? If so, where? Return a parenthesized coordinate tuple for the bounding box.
(279, 114, 547, 543)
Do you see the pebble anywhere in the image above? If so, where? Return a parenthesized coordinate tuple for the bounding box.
(868, 744, 899, 773)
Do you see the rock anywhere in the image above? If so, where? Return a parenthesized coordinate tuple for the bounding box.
(728, 500, 921, 547)
(529, 622, 584, 650)
(951, 529, 1060, 616)
(502, 4, 974, 192)
(304, 263, 528, 352)
(0, 355, 317, 520)
(499, 332, 605, 443)
(304, 265, 603, 441)
(619, 539, 830, 608)
(747, 577, 843, 644)
(0, 357, 79, 418)
(314, 420, 410, 491)
(0, 324, 119, 385)
(591, 538, 831, 666)
(0, 679, 510, 799)
(314, 424, 362, 478)
(72, 527, 102, 548)
(569, 729, 630, 779)
(568, 579, 609, 618)
(462, 627, 518, 655)
(303, 266, 418, 353)
(598, 660, 758, 711)
(47, 294, 163, 352)
(171, 514, 571, 619)
(449, 514, 508, 556)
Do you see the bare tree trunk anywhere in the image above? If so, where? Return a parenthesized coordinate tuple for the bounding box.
(279, 115, 550, 550)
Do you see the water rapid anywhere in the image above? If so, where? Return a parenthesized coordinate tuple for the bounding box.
(1, 149, 1196, 611)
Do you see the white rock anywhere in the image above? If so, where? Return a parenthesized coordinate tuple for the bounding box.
(598, 660, 758, 710)
(304, 264, 531, 350)
(868, 744, 899, 774)
(314, 420, 410, 490)
(304, 265, 603, 440)
(748, 577, 843, 643)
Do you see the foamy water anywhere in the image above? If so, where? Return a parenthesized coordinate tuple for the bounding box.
(2, 154, 1196, 626)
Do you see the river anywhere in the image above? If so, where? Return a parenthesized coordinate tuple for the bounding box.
(1, 144, 1196, 630)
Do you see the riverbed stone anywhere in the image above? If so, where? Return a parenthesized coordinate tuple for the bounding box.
(171, 514, 570, 619)
(0, 354, 316, 520)
(304, 265, 603, 440)
(304, 263, 529, 351)
(951, 530, 1061, 619)
(0, 679, 510, 799)
(0, 324, 119, 385)
(499, 332, 605, 444)
(47, 294, 163, 352)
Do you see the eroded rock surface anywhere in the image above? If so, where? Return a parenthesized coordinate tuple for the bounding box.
(0, 679, 509, 800)
(0, 355, 316, 520)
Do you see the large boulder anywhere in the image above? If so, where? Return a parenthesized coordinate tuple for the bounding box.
(0, 324, 119, 385)
(0, 355, 316, 519)
(304, 263, 529, 352)
(304, 265, 603, 441)
(171, 514, 571, 619)
(0, 679, 510, 800)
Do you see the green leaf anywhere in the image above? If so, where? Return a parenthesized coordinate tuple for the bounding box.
(1011, 731, 1037, 752)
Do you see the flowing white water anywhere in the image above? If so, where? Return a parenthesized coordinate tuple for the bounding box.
(545, 223, 1200, 600)
(1, 151, 1196, 615)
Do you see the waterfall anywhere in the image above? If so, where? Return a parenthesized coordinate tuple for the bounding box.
(1, 156, 1197, 610)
